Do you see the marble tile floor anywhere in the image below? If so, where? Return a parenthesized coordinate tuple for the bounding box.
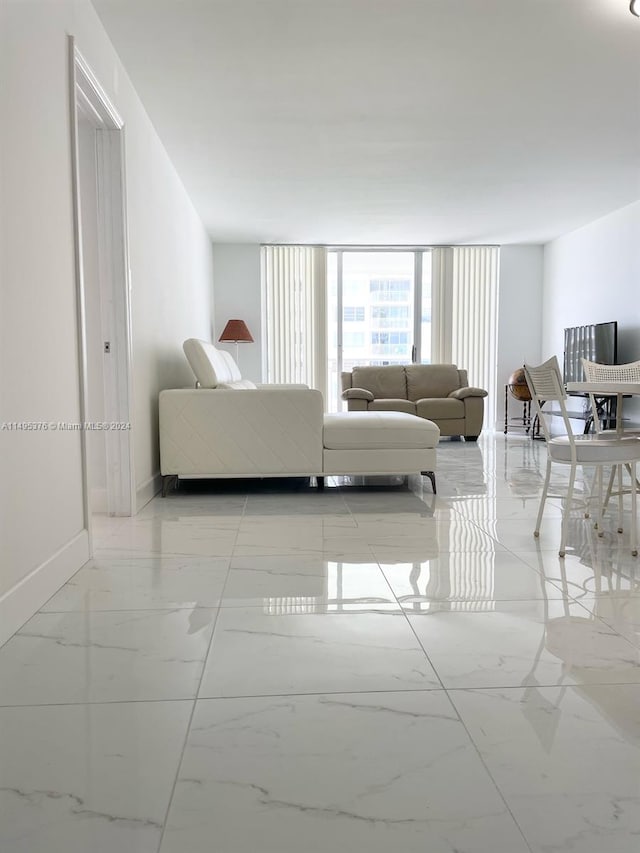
(2, 434, 640, 852)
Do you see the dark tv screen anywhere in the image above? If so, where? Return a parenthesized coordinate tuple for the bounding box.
(563, 321, 618, 385)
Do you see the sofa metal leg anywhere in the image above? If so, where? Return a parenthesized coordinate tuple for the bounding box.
(422, 471, 437, 494)
(162, 474, 178, 497)
(316, 476, 325, 490)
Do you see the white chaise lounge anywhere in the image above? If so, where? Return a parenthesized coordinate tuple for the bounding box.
(159, 339, 439, 494)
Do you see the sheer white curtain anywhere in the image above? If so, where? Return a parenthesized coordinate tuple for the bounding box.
(261, 245, 327, 401)
(432, 246, 500, 428)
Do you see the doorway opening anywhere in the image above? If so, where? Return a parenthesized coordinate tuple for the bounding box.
(70, 39, 135, 528)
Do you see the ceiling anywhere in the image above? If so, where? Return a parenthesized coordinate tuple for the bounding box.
(92, 0, 640, 245)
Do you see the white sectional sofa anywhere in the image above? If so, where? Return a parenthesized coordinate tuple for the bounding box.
(159, 340, 439, 494)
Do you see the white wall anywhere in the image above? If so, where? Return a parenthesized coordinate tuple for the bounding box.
(494, 246, 544, 429)
(543, 200, 640, 421)
(543, 200, 640, 361)
(212, 244, 262, 382)
(0, 0, 213, 642)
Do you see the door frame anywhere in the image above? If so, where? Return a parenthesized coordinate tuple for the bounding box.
(69, 37, 135, 528)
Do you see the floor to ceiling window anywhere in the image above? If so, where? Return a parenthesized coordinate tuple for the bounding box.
(327, 249, 432, 411)
(261, 244, 498, 423)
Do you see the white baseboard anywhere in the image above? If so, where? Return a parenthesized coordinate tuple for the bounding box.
(136, 472, 161, 513)
(0, 531, 90, 648)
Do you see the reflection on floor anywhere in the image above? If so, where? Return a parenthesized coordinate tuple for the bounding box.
(1, 433, 640, 852)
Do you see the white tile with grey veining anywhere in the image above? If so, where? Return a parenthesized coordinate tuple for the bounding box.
(482, 514, 640, 556)
(452, 496, 563, 521)
(97, 520, 238, 557)
(570, 593, 640, 648)
(231, 535, 381, 559)
(159, 692, 530, 853)
(237, 518, 443, 550)
(40, 556, 231, 612)
(221, 554, 398, 610)
(370, 528, 504, 563)
(378, 550, 568, 606)
(0, 700, 192, 853)
(408, 599, 640, 689)
(0, 609, 216, 705)
(517, 546, 640, 598)
(450, 684, 640, 853)
(435, 481, 489, 500)
(118, 514, 244, 533)
(90, 517, 127, 549)
(349, 510, 446, 529)
(340, 492, 435, 516)
(7, 432, 640, 851)
(233, 522, 363, 553)
(135, 495, 247, 519)
(199, 609, 440, 697)
(243, 494, 350, 516)
(239, 512, 358, 528)
(340, 518, 441, 542)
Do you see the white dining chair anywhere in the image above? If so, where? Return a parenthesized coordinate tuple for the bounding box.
(581, 358, 640, 532)
(524, 356, 640, 558)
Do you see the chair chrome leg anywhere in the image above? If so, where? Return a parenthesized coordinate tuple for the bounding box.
(631, 462, 637, 557)
(601, 465, 616, 518)
(617, 464, 624, 533)
(559, 465, 577, 558)
(597, 466, 605, 537)
(535, 458, 552, 538)
(591, 465, 605, 539)
(586, 467, 597, 518)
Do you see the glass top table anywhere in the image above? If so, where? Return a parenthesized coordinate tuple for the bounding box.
(566, 382, 640, 436)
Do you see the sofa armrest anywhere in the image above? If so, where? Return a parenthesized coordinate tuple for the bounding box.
(448, 387, 488, 400)
(159, 388, 324, 476)
(341, 387, 374, 402)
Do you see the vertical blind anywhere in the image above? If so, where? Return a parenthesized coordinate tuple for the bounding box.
(431, 247, 454, 366)
(261, 246, 327, 399)
(432, 246, 500, 427)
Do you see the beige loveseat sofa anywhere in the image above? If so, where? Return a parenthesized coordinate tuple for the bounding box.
(342, 364, 487, 440)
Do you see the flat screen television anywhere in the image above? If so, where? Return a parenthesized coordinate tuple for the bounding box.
(563, 321, 618, 385)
